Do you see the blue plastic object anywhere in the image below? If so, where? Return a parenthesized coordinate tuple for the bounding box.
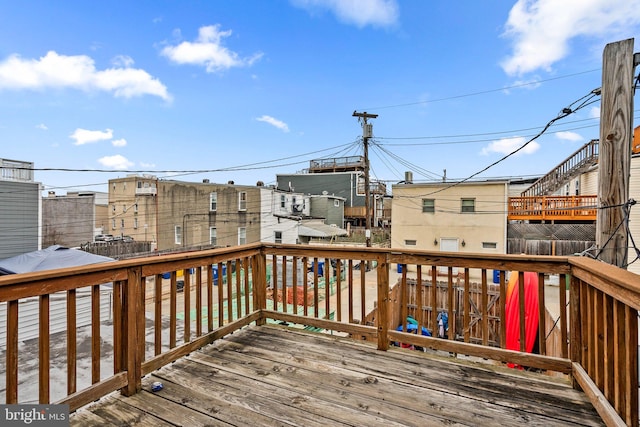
(493, 270, 501, 284)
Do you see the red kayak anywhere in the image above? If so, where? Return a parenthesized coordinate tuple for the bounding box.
(505, 271, 539, 355)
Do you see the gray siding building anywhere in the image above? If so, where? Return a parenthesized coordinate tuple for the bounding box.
(0, 158, 41, 259)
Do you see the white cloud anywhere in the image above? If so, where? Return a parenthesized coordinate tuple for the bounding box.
(589, 106, 601, 119)
(501, 0, 640, 76)
(98, 154, 134, 170)
(0, 51, 171, 101)
(555, 131, 583, 142)
(112, 138, 127, 147)
(291, 0, 399, 28)
(256, 115, 290, 132)
(481, 136, 540, 156)
(35, 123, 48, 130)
(111, 55, 134, 68)
(161, 25, 263, 73)
(70, 128, 113, 146)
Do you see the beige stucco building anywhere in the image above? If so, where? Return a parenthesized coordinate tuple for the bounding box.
(108, 176, 262, 252)
(391, 180, 508, 256)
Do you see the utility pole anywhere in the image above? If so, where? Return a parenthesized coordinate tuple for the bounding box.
(352, 111, 378, 253)
(596, 38, 635, 268)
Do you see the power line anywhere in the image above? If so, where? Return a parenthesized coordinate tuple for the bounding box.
(360, 69, 601, 111)
(417, 88, 602, 197)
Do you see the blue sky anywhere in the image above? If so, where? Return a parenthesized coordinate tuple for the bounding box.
(1, 0, 639, 194)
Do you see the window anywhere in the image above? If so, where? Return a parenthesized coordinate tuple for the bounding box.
(356, 175, 365, 195)
(238, 227, 246, 245)
(405, 239, 417, 246)
(121, 219, 125, 228)
(134, 203, 138, 213)
(238, 191, 247, 211)
(123, 204, 127, 212)
(112, 219, 116, 229)
(334, 199, 340, 207)
(112, 182, 116, 191)
(133, 218, 138, 229)
(210, 227, 217, 246)
(461, 198, 475, 213)
(280, 195, 286, 208)
(275, 231, 282, 244)
(422, 199, 435, 213)
(482, 242, 497, 249)
(210, 192, 217, 211)
(123, 181, 126, 190)
(112, 204, 116, 213)
(175, 226, 182, 244)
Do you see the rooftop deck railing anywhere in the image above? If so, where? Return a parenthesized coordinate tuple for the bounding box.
(0, 243, 637, 425)
(508, 195, 598, 221)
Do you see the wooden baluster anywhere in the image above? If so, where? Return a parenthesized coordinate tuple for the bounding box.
(6, 300, 18, 403)
(292, 257, 299, 315)
(184, 269, 191, 342)
(537, 272, 546, 355)
(196, 267, 202, 337)
(91, 284, 100, 384)
(207, 265, 213, 332)
(67, 289, 78, 395)
(336, 259, 342, 322)
(154, 274, 162, 355)
(217, 262, 224, 327)
(170, 272, 177, 348)
(499, 271, 506, 348)
(39, 294, 50, 403)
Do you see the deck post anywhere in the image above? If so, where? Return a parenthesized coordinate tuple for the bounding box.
(121, 266, 143, 396)
(377, 255, 389, 350)
(253, 249, 267, 326)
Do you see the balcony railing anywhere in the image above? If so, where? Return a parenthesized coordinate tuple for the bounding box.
(508, 195, 597, 221)
(520, 139, 599, 197)
(0, 244, 637, 425)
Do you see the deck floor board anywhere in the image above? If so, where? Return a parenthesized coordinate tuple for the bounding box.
(71, 325, 604, 427)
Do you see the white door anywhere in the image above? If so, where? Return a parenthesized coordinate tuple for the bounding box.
(439, 238, 459, 275)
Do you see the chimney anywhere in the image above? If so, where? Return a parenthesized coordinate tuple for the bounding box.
(203, 179, 210, 183)
(48, 191, 56, 197)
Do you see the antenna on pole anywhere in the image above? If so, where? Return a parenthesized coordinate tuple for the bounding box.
(352, 111, 378, 254)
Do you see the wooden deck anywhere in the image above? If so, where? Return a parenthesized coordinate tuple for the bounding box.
(70, 325, 603, 427)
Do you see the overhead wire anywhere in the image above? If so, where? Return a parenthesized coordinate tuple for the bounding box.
(359, 68, 601, 111)
(416, 88, 603, 197)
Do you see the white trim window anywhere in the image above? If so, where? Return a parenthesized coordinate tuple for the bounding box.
(238, 227, 246, 245)
(175, 225, 182, 244)
(210, 192, 217, 211)
(210, 227, 217, 246)
(275, 231, 282, 244)
(238, 191, 247, 211)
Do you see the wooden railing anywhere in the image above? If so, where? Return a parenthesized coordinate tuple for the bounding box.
(0, 244, 637, 425)
(508, 195, 597, 221)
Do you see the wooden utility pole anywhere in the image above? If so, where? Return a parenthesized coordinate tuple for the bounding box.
(352, 111, 378, 250)
(596, 38, 635, 268)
